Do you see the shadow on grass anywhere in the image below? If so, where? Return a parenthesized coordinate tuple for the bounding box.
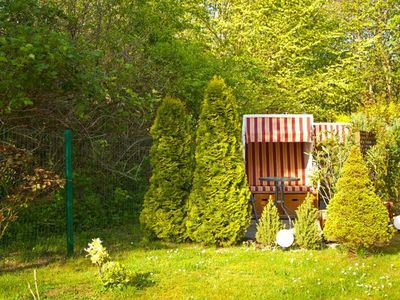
(131, 272, 156, 290)
(322, 232, 400, 257)
(0, 256, 61, 273)
(0, 224, 174, 272)
(377, 232, 400, 255)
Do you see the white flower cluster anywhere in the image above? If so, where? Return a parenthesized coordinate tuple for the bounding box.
(85, 238, 110, 267)
(340, 262, 393, 297)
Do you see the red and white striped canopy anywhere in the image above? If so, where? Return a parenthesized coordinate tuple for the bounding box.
(313, 123, 351, 143)
(243, 114, 313, 143)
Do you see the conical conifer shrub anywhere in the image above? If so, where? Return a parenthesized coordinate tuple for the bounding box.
(294, 194, 321, 249)
(324, 145, 393, 250)
(186, 77, 251, 246)
(256, 196, 282, 247)
(140, 97, 193, 242)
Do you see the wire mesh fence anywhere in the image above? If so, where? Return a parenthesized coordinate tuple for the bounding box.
(0, 125, 151, 248)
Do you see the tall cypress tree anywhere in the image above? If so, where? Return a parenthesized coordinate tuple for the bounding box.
(186, 77, 251, 246)
(324, 145, 393, 250)
(140, 97, 193, 242)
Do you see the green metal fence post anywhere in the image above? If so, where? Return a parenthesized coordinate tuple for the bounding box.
(64, 129, 74, 257)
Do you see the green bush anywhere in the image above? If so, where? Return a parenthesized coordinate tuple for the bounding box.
(186, 77, 251, 246)
(324, 145, 394, 251)
(294, 194, 321, 250)
(256, 197, 282, 247)
(140, 97, 193, 242)
(85, 238, 131, 290)
(100, 261, 132, 290)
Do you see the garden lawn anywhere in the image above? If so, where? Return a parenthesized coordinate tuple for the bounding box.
(1, 232, 400, 299)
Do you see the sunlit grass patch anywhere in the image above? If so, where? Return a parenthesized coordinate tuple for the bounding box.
(1, 233, 400, 299)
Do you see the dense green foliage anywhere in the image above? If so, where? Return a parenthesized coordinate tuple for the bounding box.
(186, 77, 250, 246)
(0, 0, 219, 242)
(189, 0, 400, 119)
(0, 0, 80, 112)
(324, 146, 393, 250)
(352, 103, 400, 206)
(2, 0, 399, 118)
(193, 0, 351, 117)
(294, 194, 321, 250)
(256, 197, 282, 247)
(1, 0, 400, 248)
(140, 98, 193, 242)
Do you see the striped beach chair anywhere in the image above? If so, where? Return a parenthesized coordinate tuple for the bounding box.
(242, 114, 314, 218)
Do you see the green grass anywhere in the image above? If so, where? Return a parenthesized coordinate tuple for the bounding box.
(1, 228, 400, 299)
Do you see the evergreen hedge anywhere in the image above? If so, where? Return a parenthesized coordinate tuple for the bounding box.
(140, 97, 193, 242)
(324, 145, 393, 251)
(256, 196, 282, 247)
(294, 194, 321, 250)
(186, 77, 251, 246)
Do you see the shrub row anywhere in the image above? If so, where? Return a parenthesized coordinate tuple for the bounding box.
(140, 77, 250, 246)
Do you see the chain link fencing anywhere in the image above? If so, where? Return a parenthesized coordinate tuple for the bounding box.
(0, 125, 151, 250)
